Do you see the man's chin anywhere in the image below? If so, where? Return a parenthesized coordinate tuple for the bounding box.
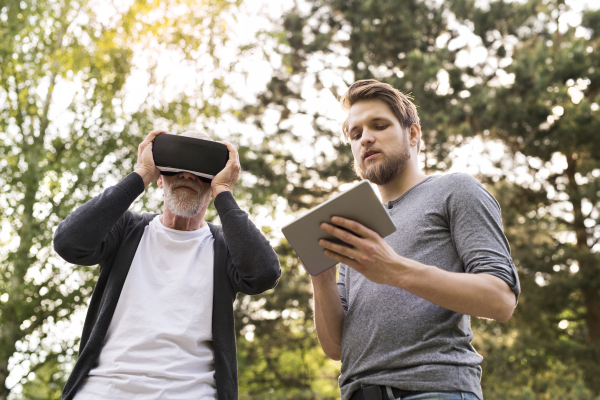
(172, 190, 200, 202)
(166, 191, 203, 218)
(356, 162, 381, 180)
(363, 165, 400, 185)
(168, 203, 201, 218)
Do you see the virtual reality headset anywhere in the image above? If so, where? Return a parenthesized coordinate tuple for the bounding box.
(152, 134, 229, 183)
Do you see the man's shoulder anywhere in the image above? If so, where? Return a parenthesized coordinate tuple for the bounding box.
(121, 211, 157, 228)
(414, 173, 495, 209)
(434, 173, 500, 214)
(207, 223, 228, 259)
(207, 222, 223, 238)
(433, 172, 482, 188)
(420, 173, 486, 198)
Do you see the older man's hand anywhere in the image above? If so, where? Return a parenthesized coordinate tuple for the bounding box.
(134, 129, 170, 188)
(211, 141, 241, 198)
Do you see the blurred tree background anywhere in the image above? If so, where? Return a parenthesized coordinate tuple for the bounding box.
(1, 0, 600, 399)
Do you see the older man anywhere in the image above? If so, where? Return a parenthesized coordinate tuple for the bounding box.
(53, 130, 281, 400)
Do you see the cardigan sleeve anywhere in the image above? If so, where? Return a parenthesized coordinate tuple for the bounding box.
(213, 191, 281, 295)
(53, 172, 146, 266)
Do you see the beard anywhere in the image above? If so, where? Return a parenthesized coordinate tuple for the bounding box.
(354, 146, 411, 185)
(165, 178, 204, 218)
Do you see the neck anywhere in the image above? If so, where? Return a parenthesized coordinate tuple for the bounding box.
(377, 160, 427, 204)
(160, 208, 207, 231)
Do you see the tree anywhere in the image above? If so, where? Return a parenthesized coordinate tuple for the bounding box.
(0, 0, 239, 397)
(239, 0, 600, 397)
(236, 242, 340, 399)
(17, 357, 67, 400)
(6, 0, 599, 397)
(229, 1, 470, 397)
(456, 0, 600, 394)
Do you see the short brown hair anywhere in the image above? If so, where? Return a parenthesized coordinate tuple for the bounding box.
(340, 79, 421, 148)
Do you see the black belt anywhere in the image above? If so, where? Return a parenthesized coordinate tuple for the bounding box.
(350, 385, 424, 400)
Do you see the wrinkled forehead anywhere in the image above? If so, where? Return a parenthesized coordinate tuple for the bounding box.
(181, 131, 212, 141)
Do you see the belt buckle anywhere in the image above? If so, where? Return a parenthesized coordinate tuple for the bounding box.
(361, 385, 383, 400)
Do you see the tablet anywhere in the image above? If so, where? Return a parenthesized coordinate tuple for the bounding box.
(282, 180, 396, 276)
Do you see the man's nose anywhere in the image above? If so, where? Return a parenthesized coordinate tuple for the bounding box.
(360, 129, 376, 146)
(178, 171, 198, 180)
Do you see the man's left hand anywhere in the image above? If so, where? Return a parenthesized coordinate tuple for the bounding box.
(211, 141, 241, 199)
(319, 216, 415, 286)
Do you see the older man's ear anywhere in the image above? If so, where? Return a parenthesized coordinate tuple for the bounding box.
(157, 175, 163, 188)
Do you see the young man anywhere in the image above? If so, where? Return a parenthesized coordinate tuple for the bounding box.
(310, 80, 519, 400)
(53, 130, 281, 400)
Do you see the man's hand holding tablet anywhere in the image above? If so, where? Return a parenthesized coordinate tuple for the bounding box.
(281, 180, 396, 276)
(318, 216, 415, 286)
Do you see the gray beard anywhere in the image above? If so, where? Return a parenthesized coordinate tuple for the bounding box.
(354, 147, 410, 185)
(166, 184, 203, 218)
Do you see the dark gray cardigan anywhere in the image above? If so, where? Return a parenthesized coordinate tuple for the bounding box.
(53, 173, 281, 400)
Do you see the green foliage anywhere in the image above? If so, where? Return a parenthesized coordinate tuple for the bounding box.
(237, 0, 470, 200)
(3, 0, 600, 398)
(16, 358, 67, 400)
(0, 0, 240, 397)
(236, 241, 340, 399)
(462, 1, 600, 394)
(246, 0, 600, 397)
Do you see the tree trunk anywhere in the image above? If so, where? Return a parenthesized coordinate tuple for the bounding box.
(0, 357, 10, 400)
(566, 152, 600, 362)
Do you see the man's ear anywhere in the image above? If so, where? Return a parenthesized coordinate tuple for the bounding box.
(408, 124, 421, 147)
(157, 175, 163, 188)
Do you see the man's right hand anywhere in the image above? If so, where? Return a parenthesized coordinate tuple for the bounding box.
(134, 129, 170, 188)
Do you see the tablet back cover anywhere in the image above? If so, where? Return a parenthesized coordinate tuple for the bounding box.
(282, 180, 396, 276)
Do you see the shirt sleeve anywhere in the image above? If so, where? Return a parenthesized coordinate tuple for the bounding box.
(337, 264, 349, 313)
(446, 173, 521, 301)
(53, 172, 145, 266)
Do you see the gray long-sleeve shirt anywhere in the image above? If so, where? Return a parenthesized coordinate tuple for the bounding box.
(337, 173, 520, 400)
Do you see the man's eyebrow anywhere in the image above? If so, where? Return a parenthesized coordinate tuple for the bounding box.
(370, 117, 391, 123)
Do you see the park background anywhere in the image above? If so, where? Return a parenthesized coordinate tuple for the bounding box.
(1, 0, 600, 398)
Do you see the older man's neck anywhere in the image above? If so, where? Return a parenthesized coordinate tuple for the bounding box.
(160, 211, 207, 231)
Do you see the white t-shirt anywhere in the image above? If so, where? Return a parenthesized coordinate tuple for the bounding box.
(74, 216, 217, 400)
